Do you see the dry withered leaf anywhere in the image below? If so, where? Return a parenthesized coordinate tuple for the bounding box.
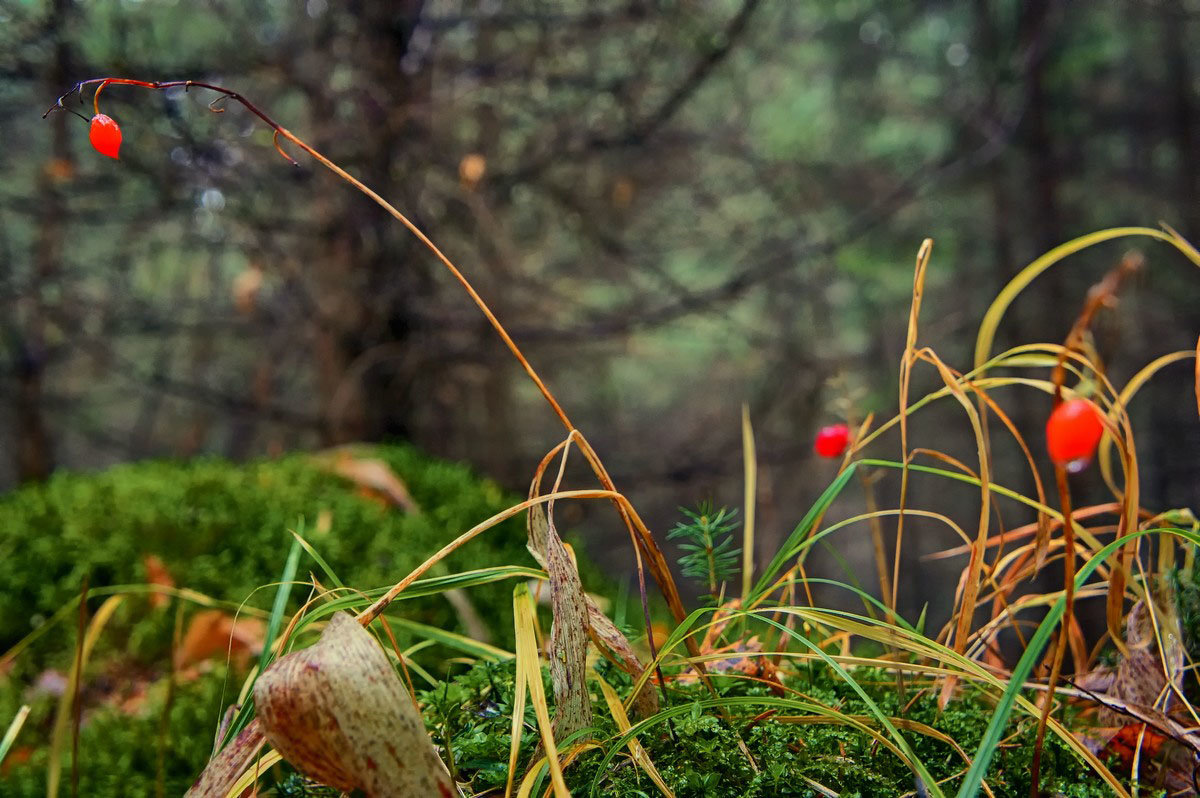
(253, 612, 454, 798)
(587, 602, 658, 717)
(142, 554, 174, 609)
(185, 719, 267, 798)
(1080, 589, 1185, 731)
(175, 610, 265, 672)
(530, 499, 657, 718)
(543, 512, 593, 737)
(321, 450, 420, 514)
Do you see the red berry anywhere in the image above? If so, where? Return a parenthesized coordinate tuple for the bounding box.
(814, 423, 851, 459)
(89, 114, 122, 159)
(1046, 398, 1104, 471)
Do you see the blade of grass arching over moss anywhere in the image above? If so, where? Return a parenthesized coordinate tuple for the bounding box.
(623, 603, 944, 797)
(384, 616, 511, 660)
(283, 566, 545, 633)
(289, 528, 344, 589)
(743, 604, 1128, 797)
(0, 705, 30, 768)
(1, 584, 262, 674)
(754, 613, 945, 798)
(751, 463, 857, 601)
(591, 695, 930, 797)
(955, 525, 1199, 798)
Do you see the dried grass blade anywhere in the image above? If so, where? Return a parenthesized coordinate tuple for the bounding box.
(504, 633, 530, 798)
(219, 749, 282, 798)
(513, 584, 571, 798)
(741, 403, 757, 603)
(47, 594, 123, 798)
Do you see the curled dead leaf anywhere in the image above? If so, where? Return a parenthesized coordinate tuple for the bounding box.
(320, 450, 420, 514)
(143, 554, 174, 609)
(253, 612, 455, 798)
(185, 719, 267, 798)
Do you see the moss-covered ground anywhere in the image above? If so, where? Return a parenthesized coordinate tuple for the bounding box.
(0, 447, 1157, 796)
(0, 444, 536, 795)
(418, 660, 1126, 798)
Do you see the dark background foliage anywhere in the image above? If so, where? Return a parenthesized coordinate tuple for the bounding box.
(2, 0, 1199, 622)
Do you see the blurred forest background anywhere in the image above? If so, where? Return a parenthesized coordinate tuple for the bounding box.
(2, 0, 1199, 620)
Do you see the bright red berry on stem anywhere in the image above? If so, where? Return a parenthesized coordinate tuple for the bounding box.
(814, 423, 851, 459)
(1046, 398, 1103, 472)
(89, 114, 122, 159)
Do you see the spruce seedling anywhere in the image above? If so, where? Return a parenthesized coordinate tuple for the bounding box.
(668, 503, 740, 605)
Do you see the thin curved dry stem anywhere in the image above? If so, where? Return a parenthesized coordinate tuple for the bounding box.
(46, 77, 697, 662)
(893, 239, 933, 615)
(358, 488, 622, 625)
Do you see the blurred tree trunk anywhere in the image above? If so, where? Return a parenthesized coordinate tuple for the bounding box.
(309, 0, 433, 445)
(1163, 1, 1199, 237)
(974, 0, 1014, 279)
(15, 0, 74, 482)
(1019, 1, 1063, 260)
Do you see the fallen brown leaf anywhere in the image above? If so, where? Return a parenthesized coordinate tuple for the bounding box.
(175, 610, 265, 672)
(143, 554, 174, 609)
(322, 451, 420, 514)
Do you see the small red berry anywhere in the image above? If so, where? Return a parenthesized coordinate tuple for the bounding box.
(89, 114, 122, 159)
(814, 423, 851, 459)
(1046, 398, 1104, 472)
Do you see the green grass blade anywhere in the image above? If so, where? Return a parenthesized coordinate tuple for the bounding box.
(260, 521, 306, 672)
(0, 705, 30, 767)
(751, 463, 857, 600)
(290, 528, 344, 589)
(218, 522, 306, 750)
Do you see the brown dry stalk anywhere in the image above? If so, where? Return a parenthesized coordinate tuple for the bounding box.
(46, 77, 695, 654)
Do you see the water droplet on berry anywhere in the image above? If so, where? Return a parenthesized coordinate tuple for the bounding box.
(1065, 457, 1090, 474)
(1046, 398, 1104, 469)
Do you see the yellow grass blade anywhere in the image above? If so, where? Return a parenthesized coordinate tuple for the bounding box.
(516, 743, 601, 798)
(513, 584, 571, 798)
(220, 750, 283, 798)
(47, 595, 125, 798)
(504, 623, 530, 798)
(974, 226, 1190, 370)
(595, 675, 674, 797)
(741, 403, 757, 603)
(0, 705, 30, 767)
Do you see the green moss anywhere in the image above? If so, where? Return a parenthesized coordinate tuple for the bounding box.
(421, 660, 1128, 798)
(0, 444, 532, 664)
(0, 443, 540, 794)
(0, 665, 233, 796)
